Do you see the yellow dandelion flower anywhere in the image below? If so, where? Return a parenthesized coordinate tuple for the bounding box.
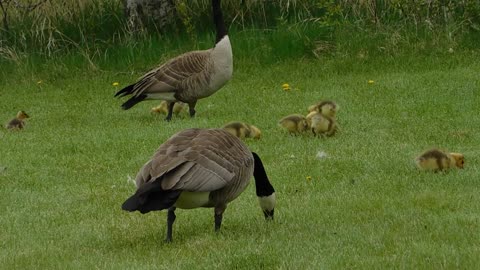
(368, 80, 375, 84)
(112, 82, 120, 86)
(282, 83, 290, 89)
(306, 176, 312, 182)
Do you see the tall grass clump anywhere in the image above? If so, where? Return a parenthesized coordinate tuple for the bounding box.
(0, 0, 479, 75)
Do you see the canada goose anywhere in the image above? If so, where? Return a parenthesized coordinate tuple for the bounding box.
(5, 111, 29, 130)
(307, 100, 339, 118)
(415, 149, 465, 172)
(222, 121, 261, 139)
(307, 112, 337, 137)
(278, 114, 309, 134)
(121, 128, 276, 242)
(115, 0, 233, 121)
(151, 101, 185, 115)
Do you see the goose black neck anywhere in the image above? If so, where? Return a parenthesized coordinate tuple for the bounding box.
(212, 0, 227, 44)
(252, 152, 275, 197)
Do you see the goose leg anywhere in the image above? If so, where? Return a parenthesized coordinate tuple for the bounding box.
(165, 207, 176, 243)
(214, 205, 226, 232)
(188, 101, 197, 118)
(165, 102, 175, 122)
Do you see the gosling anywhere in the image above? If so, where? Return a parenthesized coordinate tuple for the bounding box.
(415, 149, 464, 172)
(5, 111, 29, 130)
(307, 111, 337, 137)
(278, 114, 309, 134)
(222, 121, 261, 139)
(151, 101, 185, 115)
(308, 100, 339, 118)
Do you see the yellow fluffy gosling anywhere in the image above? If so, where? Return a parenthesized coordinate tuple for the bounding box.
(306, 111, 337, 137)
(415, 149, 464, 172)
(278, 114, 309, 134)
(222, 121, 261, 139)
(307, 100, 339, 118)
(151, 101, 185, 115)
(5, 111, 29, 130)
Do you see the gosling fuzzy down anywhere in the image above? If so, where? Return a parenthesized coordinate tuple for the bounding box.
(151, 101, 186, 115)
(306, 111, 337, 137)
(415, 149, 465, 172)
(278, 114, 309, 134)
(222, 121, 261, 139)
(5, 111, 29, 130)
(308, 100, 339, 118)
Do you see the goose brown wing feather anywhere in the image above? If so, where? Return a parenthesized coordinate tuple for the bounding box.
(137, 129, 249, 194)
(137, 129, 251, 193)
(131, 50, 211, 97)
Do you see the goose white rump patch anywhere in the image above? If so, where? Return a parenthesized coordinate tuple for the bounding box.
(175, 191, 210, 209)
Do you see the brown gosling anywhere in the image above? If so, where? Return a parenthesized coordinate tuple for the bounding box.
(249, 125, 262, 139)
(5, 111, 29, 130)
(308, 100, 339, 118)
(222, 121, 261, 139)
(307, 112, 337, 137)
(151, 101, 185, 115)
(415, 149, 465, 172)
(278, 114, 309, 134)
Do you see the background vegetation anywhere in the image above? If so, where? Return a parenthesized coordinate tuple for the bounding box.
(0, 0, 479, 72)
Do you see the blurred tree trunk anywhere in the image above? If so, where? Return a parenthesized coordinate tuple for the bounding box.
(124, 0, 176, 33)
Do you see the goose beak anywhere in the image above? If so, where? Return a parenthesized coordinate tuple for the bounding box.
(258, 193, 276, 221)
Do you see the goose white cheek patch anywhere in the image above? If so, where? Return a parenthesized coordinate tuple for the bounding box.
(258, 192, 276, 211)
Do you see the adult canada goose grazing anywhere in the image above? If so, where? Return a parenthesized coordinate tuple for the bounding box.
(114, 0, 233, 121)
(121, 128, 275, 242)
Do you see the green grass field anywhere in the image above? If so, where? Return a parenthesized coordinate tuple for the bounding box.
(1, 49, 479, 269)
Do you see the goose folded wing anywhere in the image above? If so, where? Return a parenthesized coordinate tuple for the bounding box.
(161, 160, 234, 192)
(131, 50, 211, 97)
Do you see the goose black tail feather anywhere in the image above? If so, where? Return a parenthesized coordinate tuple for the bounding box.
(114, 83, 135, 98)
(122, 181, 182, 214)
(121, 94, 147, 110)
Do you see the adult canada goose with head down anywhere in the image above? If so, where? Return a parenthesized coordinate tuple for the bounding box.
(121, 128, 276, 242)
(5, 111, 29, 130)
(115, 0, 233, 121)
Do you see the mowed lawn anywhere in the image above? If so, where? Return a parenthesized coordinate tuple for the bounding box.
(1, 54, 479, 269)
